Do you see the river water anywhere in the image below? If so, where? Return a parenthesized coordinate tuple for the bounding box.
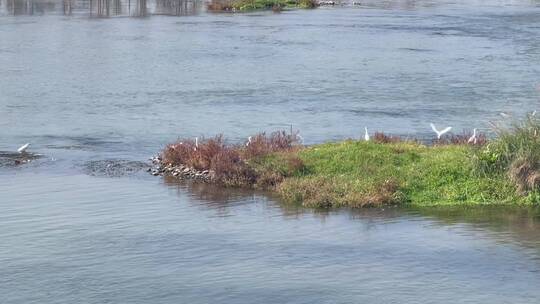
(1, 1, 540, 303)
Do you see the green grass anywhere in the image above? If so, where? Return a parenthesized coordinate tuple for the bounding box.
(234, 0, 316, 10)
(161, 116, 540, 208)
(272, 141, 528, 208)
(207, 0, 317, 11)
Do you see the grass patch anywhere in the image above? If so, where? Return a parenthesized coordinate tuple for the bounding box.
(278, 141, 520, 208)
(207, 0, 317, 12)
(160, 117, 540, 208)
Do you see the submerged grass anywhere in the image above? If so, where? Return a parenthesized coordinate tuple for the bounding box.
(160, 117, 540, 208)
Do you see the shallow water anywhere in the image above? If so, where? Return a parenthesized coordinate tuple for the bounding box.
(1, 1, 540, 303)
(2, 173, 540, 303)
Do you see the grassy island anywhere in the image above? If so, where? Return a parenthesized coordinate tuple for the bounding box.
(207, 0, 318, 12)
(159, 116, 540, 208)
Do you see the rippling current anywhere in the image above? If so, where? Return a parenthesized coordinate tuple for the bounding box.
(1, 1, 540, 303)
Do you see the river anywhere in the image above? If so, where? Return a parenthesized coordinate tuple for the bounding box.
(1, 1, 540, 303)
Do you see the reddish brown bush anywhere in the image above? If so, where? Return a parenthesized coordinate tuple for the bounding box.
(286, 155, 305, 174)
(161, 131, 303, 188)
(372, 132, 403, 144)
(435, 130, 487, 146)
(243, 131, 301, 159)
(508, 156, 540, 194)
(161, 140, 196, 166)
(210, 148, 257, 186)
(161, 135, 227, 170)
(207, 0, 234, 10)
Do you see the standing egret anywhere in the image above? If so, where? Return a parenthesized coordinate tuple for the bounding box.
(246, 136, 252, 147)
(296, 134, 304, 144)
(430, 123, 452, 139)
(532, 110, 537, 116)
(194, 137, 199, 151)
(17, 143, 30, 153)
(467, 128, 477, 144)
(364, 127, 370, 141)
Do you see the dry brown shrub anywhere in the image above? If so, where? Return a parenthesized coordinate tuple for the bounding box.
(210, 148, 257, 186)
(207, 0, 233, 10)
(161, 135, 227, 170)
(256, 171, 285, 189)
(161, 140, 196, 166)
(286, 155, 305, 174)
(162, 131, 303, 188)
(435, 130, 487, 146)
(278, 177, 336, 208)
(354, 179, 401, 207)
(508, 156, 540, 194)
(373, 132, 402, 144)
(243, 131, 301, 159)
(279, 177, 404, 208)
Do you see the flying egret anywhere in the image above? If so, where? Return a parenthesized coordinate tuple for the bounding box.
(467, 128, 477, 144)
(500, 112, 510, 118)
(17, 143, 30, 153)
(430, 123, 452, 139)
(364, 127, 370, 141)
(532, 110, 537, 116)
(246, 136, 252, 147)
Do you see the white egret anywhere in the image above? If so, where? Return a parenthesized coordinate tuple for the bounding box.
(246, 136, 252, 147)
(430, 123, 452, 139)
(296, 134, 304, 144)
(364, 127, 370, 141)
(17, 143, 30, 153)
(500, 112, 510, 118)
(532, 110, 537, 116)
(194, 137, 199, 151)
(467, 128, 477, 144)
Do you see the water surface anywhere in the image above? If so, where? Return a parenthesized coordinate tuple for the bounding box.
(1, 1, 540, 303)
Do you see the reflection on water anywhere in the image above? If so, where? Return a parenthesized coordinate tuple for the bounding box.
(163, 175, 540, 250)
(163, 175, 316, 217)
(2, 1, 540, 302)
(0, 0, 203, 16)
(1, 173, 540, 303)
(411, 205, 540, 252)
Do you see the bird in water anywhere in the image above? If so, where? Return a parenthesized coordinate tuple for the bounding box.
(430, 123, 452, 139)
(467, 128, 477, 144)
(364, 127, 370, 141)
(17, 143, 30, 153)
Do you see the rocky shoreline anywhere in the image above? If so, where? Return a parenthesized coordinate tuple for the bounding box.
(148, 156, 213, 182)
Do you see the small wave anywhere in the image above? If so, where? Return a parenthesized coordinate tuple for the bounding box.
(83, 159, 150, 177)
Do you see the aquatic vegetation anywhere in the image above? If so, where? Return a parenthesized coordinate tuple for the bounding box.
(436, 130, 488, 146)
(160, 132, 302, 187)
(158, 118, 540, 208)
(475, 115, 540, 196)
(207, 0, 318, 12)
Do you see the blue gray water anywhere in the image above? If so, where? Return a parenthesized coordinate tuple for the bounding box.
(1, 1, 540, 303)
